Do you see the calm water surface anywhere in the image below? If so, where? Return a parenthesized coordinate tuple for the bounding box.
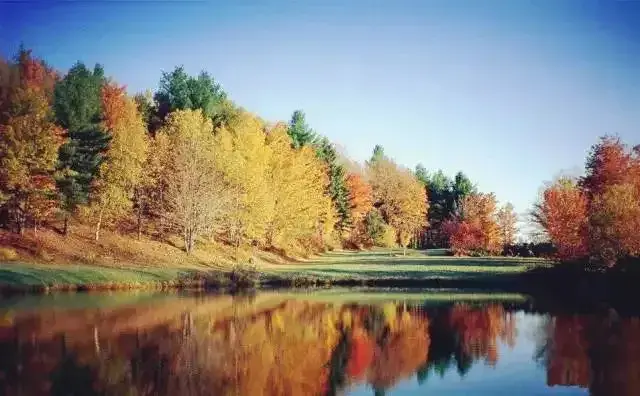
(0, 289, 637, 395)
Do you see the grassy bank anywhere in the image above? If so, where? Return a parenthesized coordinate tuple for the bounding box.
(0, 237, 553, 293)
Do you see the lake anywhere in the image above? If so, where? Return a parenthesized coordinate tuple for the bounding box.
(0, 289, 636, 395)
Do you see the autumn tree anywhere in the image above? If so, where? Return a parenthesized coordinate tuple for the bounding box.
(496, 202, 518, 248)
(537, 178, 589, 261)
(54, 62, 110, 234)
(213, 112, 273, 251)
(0, 49, 63, 233)
(315, 137, 351, 235)
(581, 136, 634, 198)
(87, 82, 149, 240)
(446, 193, 500, 255)
(345, 172, 373, 246)
(368, 152, 428, 254)
(589, 182, 640, 266)
(137, 132, 173, 237)
(159, 109, 230, 253)
(265, 124, 335, 254)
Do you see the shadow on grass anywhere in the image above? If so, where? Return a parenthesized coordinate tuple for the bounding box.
(291, 267, 512, 280)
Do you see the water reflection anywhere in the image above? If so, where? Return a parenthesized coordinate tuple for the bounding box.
(0, 291, 637, 395)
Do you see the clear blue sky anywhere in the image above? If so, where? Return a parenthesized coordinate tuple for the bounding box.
(1, 0, 639, 226)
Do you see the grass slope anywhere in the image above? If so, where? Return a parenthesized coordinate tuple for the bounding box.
(0, 226, 551, 291)
(263, 249, 550, 282)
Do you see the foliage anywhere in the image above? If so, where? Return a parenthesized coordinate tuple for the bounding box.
(315, 137, 351, 234)
(0, 49, 63, 232)
(536, 136, 640, 265)
(159, 109, 230, 253)
(368, 153, 428, 249)
(54, 62, 110, 232)
(214, 112, 273, 247)
(589, 182, 640, 266)
(87, 83, 149, 240)
(345, 173, 373, 246)
(496, 202, 518, 247)
(265, 124, 335, 254)
(287, 110, 317, 149)
(446, 193, 501, 255)
(154, 66, 226, 122)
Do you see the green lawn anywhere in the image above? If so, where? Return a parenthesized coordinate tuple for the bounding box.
(0, 248, 552, 291)
(0, 262, 191, 289)
(263, 248, 550, 282)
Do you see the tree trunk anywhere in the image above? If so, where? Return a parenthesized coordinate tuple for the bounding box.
(63, 214, 69, 236)
(403, 245, 407, 256)
(94, 210, 103, 241)
(137, 203, 143, 240)
(184, 227, 194, 254)
(33, 220, 38, 236)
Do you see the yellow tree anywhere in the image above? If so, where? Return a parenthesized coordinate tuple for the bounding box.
(159, 109, 231, 253)
(589, 182, 640, 266)
(496, 202, 518, 248)
(368, 157, 428, 254)
(265, 124, 335, 255)
(135, 132, 172, 238)
(214, 112, 274, 250)
(88, 83, 149, 240)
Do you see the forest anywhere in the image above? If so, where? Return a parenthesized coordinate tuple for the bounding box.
(0, 48, 638, 269)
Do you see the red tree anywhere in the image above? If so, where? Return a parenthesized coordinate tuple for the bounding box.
(541, 179, 589, 261)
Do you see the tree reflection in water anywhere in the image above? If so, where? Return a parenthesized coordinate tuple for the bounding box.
(0, 294, 638, 395)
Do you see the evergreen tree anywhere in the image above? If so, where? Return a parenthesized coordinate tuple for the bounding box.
(53, 62, 109, 234)
(154, 66, 226, 126)
(287, 110, 316, 149)
(451, 171, 476, 216)
(316, 137, 350, 233)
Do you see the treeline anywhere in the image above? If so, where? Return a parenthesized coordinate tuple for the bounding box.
(0, 48, 518, 256)
(533, 136, 640, 267)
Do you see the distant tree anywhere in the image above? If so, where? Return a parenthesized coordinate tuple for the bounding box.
(287, 110, 316, 149)
(345, 173, 373, 246)
(496, 202, 518, 248)
(446, 193, 500, 255)
(451, 171, 476, 216)
(368, 157, 428, 254)
(133, 89, 159, 132)
(154, 66, 226, 125)
(369, 145, 386, 165)
(54, 62, 110, 234)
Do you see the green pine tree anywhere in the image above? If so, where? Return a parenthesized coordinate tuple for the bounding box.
(53, 62, 110, 234)
(287, 110, 317, 149)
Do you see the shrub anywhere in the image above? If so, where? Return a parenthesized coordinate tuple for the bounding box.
(229, 263, 260, 289)
(0, 247, 18, 261)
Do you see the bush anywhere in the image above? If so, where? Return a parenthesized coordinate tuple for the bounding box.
(0, 247, 18, 261)
(379, 224, 397, 248)
(229, 263, 260, 289)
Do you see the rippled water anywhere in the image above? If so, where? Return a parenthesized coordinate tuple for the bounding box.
(0, 289, 637, 395)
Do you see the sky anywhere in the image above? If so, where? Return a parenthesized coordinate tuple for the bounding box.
(1, 0, 639, 231)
